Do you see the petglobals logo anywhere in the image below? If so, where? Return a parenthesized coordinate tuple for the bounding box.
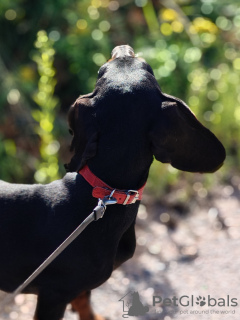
(152, 295, 238, 308)
(118, 292, 238, 318)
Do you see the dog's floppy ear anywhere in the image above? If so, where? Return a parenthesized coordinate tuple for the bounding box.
(149, 94, 226, 173)
(65, 95, 98, 172)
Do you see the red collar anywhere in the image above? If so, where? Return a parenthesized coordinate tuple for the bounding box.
(79, 165, 145, 205)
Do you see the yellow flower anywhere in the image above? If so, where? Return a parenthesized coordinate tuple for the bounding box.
(160, 23, 172, 36)
(192, 17, 218, 34)
(161, 9, 178, 21)
(171, 21, 184, 33)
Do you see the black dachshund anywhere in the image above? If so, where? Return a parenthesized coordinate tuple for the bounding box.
(0, 45, 225, 320)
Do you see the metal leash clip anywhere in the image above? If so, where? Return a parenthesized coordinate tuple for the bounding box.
(94, 189, 117, 220)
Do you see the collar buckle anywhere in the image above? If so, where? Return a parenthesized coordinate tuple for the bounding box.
(123, 190, 139, 205)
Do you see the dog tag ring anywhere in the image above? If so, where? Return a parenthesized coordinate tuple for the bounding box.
(102, 189, 117, 206)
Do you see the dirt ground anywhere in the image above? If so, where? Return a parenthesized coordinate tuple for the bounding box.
(0, 182, 240, 320)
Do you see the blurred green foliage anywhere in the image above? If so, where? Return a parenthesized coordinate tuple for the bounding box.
(0, 0, 239, 196)
(32, 30, 60, 183)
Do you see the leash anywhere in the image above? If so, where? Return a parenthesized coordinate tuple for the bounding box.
(0, 165, 145, 311)
(0, 195, 117, 310)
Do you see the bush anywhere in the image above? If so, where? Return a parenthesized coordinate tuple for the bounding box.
(0, 0, 239, 194)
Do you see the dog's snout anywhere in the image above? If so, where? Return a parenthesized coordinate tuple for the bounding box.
(111, 45, 135, 59)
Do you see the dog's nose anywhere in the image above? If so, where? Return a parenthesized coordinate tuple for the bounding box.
(111, 45, 135, 59)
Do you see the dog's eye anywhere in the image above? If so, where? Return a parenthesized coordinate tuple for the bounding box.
(69, 129, 73, 136)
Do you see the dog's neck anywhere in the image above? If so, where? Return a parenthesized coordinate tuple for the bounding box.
(86, 140, 153, 191)
(83, 95, 154, 190)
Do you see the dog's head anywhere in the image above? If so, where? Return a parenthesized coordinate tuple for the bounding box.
(65, 45, 225, 174)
